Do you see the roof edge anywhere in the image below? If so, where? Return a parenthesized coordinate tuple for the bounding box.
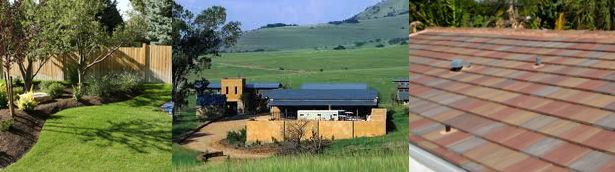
(412, 27, 615, 39)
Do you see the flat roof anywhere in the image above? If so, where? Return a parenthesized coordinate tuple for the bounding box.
(264, 89, 378, 107)
(300, 83, 367, 89)
(393, 78, 409, 82)
(206, 82, 281, 89)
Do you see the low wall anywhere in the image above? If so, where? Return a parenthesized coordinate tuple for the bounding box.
(246, 108, 387, 143)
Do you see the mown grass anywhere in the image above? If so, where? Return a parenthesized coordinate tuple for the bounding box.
(4, 84, 172, 172)
(229, 14, 409, 52)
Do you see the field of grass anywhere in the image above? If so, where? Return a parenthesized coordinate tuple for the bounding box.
(229, 14, 409, 52)
(5, 84, 172, 172)
(192, 45, 408, 105)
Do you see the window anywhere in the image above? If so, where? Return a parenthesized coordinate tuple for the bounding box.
(225, 87, 229, 94)
(317, 114, 321, 116)
(234, 87, 237, 94)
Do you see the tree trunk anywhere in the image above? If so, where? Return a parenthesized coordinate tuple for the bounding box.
(4, 72, 14, 118)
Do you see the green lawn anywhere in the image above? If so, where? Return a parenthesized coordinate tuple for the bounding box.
(4, 84, 172, 172)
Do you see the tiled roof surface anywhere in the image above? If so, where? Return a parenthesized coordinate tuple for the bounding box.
(410, 28, 615, 172)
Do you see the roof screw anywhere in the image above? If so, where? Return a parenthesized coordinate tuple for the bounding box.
(536, 57, 541, 66)
(445, 125, 451, 132)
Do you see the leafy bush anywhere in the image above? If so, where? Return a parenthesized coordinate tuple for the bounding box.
(12, 87, 24, 99)
(86, 72, 142, 97)
(0, 83, 8, 108)
(39, 80, 61, 91)
(226, 128, 246, 147)
(46, 83, 65, 98)
(17, 91, 38, 111)
(0, 118, 13, 131)
(72, 84, 84, 101)
(375, 44, 385, 48)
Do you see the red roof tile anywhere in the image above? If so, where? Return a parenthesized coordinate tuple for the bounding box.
(410, 28, 615, 171)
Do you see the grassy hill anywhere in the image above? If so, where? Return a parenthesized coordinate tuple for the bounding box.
(228, 0, 409, 52)
(191, 45, 408, 105)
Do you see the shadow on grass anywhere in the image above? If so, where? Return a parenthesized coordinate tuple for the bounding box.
(43, 119, 170, 153)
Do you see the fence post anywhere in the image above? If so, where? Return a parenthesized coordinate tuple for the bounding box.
(142, 43, 149, 82)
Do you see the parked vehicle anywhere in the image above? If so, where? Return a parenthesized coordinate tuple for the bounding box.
(297, 110, 344, 120)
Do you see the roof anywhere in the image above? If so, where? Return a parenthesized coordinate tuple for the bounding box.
(206, 82, 281, 89)
(300, 83, 367, 89)
(264, 89, 378, 106)
(397, 92, 408, 101)
(410, 28, 615, 171)
(393, 78, 409, 82)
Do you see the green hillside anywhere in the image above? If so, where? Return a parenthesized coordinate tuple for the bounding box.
(353, 0, 410, 20)
(228, 0, 409, 52)
(192, 45, 408, 105)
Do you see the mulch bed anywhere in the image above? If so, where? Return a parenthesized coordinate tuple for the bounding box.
(0, 88, 139, 168)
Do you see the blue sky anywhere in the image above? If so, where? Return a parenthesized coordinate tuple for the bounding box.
(175, 0, 382, 31)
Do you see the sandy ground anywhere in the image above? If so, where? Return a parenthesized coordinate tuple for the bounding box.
(180, 115, 273, 160)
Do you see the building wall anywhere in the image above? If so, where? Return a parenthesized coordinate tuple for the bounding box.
(220, 78, 245, 102)
(246, 108, 387, 143)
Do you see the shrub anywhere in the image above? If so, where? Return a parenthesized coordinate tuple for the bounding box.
(0, 83, 8, 109)
(39, 80, 61, 91)
(375, 44, 385, 48)
(17, 91, 38, 111)
(46, 83, 65, 98)
(333, 45, 345, 50)
(0, 118, 13, 131)
(115, 72, 141, 92)
(72, 84, 84, 101)
(86, 72, 143, 97)
(12, 87, 24, 99)
(226, 128, 246, 147)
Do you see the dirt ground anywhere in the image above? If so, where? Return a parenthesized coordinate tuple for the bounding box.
(0, 88, 137, 169)
(180, 115, 274, 160)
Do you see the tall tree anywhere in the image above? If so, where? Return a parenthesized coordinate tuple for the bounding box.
(144, 0, 172, 45)
(49, 0, 136, 84)
(98, 0, 124, 35)
(171, 3, 241, 121)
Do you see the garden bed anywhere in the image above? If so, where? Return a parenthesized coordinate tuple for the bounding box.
(0, 88, 139, 168)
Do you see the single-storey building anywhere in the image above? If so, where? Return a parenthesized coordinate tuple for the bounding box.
(393, 78, 409, 103)
(263, 83, 379, 120)
(202, 78, 281, 114)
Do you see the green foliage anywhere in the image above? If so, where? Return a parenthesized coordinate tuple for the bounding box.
(72, 84, 84, 101)
(39, 80, 61, 91)
(0, 118, 13, 131)
(12, 87, 24, 99)
(226, 128, 247, 146)
(144, 0, 172, 45)
(333, 45, 346, 50)
(86, 72, 143, 97)
(17, 91, 38, 111)
(46, 83, 65, 99)
(98, 0, 124, 35)
(0, 83, 9, 109)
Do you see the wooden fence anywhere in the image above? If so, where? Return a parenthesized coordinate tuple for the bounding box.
(8, 43, 172, 83)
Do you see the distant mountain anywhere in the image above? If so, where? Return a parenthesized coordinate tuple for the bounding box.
(227, 0, 409, 52)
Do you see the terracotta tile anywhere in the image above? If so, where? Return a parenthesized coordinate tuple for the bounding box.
(435, 131, 472, 147)
(534, 101, 570, 115)
(473, 144, 528, 171)
(538, 119, 580, 136)
(569, 108, 610, 124)
(431, 147, 469, 165)
(582, 130, 615, 151)
(502, 131, 545, 150)
(558, 77, 589, 88)
(502, 157, 552, 172)
(542, 143, 591, 166)
(483, 125, 525, 143)
(432, 110, 465, 122)
(487, 107, 519, 121)
(503, 111, 539, 125)
(559, 125, 602, 143)
(585, 94, 615, 108)
(577, 79, 607, 91)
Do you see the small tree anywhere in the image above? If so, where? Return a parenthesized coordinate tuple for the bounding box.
(0, 0, 30, 117)
(283, 120, 311, 150)
(50, 0, 137, 84)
